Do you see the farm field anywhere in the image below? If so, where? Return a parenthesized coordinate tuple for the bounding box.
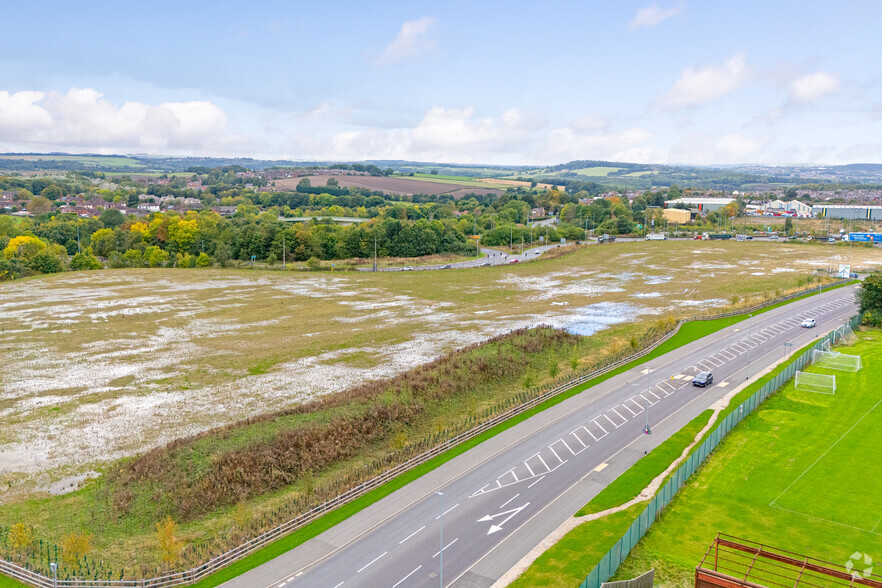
(612, 329, 882, 587)
(0, 155, 144, 168)
(273, 174, 503, 197)
(1, 241, 879, 493)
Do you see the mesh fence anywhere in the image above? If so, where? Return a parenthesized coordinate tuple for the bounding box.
(577, 314, 860, 588)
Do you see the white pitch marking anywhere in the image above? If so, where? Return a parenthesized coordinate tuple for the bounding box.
(393, 566, 422, 588)
(357, 551, 387, 573)
(399, 525, 426, 545)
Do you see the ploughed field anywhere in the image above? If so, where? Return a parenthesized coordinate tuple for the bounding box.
(0, 241, 878, 494)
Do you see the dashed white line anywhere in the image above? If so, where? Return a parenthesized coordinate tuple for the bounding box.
(393, 566, 422, 588)
(527, 475, 545, 489)
(435, 503, 459, 519)
(433, 537, 459, 558)
(357, 551, 387, 573)
(500, 493, 520, 509)
(399, 525, 426, 545)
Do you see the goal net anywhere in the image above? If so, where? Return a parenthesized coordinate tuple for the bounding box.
(795, 371, 836, 395)
(812, 350, 862, 372)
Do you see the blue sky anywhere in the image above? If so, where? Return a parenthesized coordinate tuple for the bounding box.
(2, 1, 881, 165)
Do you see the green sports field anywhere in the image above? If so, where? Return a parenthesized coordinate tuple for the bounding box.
(615, 329, 882, 586)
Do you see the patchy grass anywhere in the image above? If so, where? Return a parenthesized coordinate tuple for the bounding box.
(613, 329, 882, 586)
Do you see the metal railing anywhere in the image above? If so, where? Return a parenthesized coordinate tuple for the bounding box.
(0, 280, 853, 587)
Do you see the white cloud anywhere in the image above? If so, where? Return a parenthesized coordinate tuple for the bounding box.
(656, 53, 749, 109)
(670, 131, 769, 163)
(0, 88, 232, 153)
(629, 3, 684, 31)
(376, 17, 437, 65)
(540, 125, 660, 164)
(787, 71, 840, 105)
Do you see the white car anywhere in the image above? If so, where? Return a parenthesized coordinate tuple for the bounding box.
(801, 318, 816, 328)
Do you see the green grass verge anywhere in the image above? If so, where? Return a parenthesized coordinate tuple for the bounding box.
(577, 410, 713, 516)
(614, 329, 882, 585)
(508, 503, 647, 588)
(0, 576, 27, 588)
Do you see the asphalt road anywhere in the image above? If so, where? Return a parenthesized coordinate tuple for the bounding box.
(223, 286, 859, 588)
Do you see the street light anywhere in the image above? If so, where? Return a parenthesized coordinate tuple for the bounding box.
(784, 342, 794, 360)
(50, 563, 57, 588)
(643, 367, 653, 454)
(436, 491, 444, 587)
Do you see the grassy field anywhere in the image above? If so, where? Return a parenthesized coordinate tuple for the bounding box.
(0, 155, 143, 168)
(573, 166, 622, 177)
(613, 328, 882, 586)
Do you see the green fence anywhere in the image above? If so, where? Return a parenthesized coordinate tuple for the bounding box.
(577, 315, 860, 588)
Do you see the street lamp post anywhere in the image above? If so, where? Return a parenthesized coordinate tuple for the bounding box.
(644, 367, 652, 454)
(436, 491, 444, 587)
(784, 342, 793, 360)
(50, 563, 57, 588)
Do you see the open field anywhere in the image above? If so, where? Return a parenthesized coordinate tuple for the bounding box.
(273, 175, 503, 197)
(2, 242, 879, 491)
(0, 155, 144, 168)
(612, 328, 882, 586)
(573, 166, 622, 177)
(736, 215, 882, 234)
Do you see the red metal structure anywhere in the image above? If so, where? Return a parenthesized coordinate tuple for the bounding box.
(696, 534, 882, 588)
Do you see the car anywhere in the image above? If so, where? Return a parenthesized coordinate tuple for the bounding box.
(480, 261, 491, 267)
(828, 237, 836, 243)
(692, 371, 714, 387)
(850, 272, 859, 278)
(801, 318, 816, 328)
(508, 258, 520, 264)
(693, 235, 702, 240)
(441, 264, 452, 269)
(746, 235, 754, 240)
(769, 235, 779, 240)
(402, 266, 413, 271)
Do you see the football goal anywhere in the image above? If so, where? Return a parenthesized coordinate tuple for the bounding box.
(795, 371, 836, 395)
(812, 350, 862, 372)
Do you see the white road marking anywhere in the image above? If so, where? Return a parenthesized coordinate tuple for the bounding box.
(393, 566, 422, 588)
(357, 551, 387, 573)
(435, 503, 459, 520)
(399, 525, 426, 545)
(433, 537, 459, 556)
(527, 475, 545, 489)
(500, 494, 520, 509)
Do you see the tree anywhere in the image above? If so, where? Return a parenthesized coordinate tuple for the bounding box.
(28, 251, 63, 273)
(196, 252, 211, 267)
(28, 195, 53, 214)
(9, 523, 33, 554)
(214, 242, 232, 267)
(61, 531, 92, 570)
(3, 235, 47, 260)
(156, 516, 181, 565)
(100, 208, 125, 228)
(857, 273, 882, 326)
(40, 185, 63, 200)
(70, 248, 102, 270)
(784, 216, 793, 235)
(297, 178, 312, 190)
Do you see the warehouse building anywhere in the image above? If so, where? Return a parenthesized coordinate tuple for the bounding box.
(812, 204, 882, 220)
(664, 197, 733, 214)
(662, 208, 693, 224)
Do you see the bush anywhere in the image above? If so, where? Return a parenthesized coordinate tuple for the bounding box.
(306, 257, 322, 270)
(70, 249, 102, 270)
(196, 252, 211, 267)
(28, 251, 63, 274)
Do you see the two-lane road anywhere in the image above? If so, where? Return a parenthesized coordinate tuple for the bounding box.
(225, 286, 858, 588)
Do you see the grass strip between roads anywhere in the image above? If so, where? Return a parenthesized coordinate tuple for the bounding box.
(0, 282, 855, 588)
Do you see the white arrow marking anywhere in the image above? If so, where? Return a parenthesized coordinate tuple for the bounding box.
(476, 502, 530, 535)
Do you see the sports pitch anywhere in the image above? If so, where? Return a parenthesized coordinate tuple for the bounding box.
(615, 329, 882, 584)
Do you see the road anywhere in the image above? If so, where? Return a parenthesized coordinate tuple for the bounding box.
(224, 286, 858, 588)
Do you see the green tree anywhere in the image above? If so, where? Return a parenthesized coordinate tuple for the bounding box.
(70, 248, 102, 270)
(40, 185, 63, 200)
(28, 251, 63, 273)
(857, 273, 882, 325)
(784, 216, 793, 235)
(28, 195, 53, 214)
(196, 252, 211, 267)
(100, 208, 126, 228)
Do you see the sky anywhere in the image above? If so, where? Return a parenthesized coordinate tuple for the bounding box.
(1, 0, 882, 166)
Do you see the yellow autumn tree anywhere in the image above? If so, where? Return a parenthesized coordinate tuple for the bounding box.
(156, 516, 181, 565)
(9, 523, 33, 553)
(2, 235, 47, 259)
(61, 531, 92, 570)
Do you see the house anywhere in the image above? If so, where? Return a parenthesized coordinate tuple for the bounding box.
(531, 207, 546, 219)
(212, 206, 238, 217)
(137, 202, 160, 213)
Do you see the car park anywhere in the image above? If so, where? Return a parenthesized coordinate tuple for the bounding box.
(801, 318, 816, 328)
(692, 371, 714, 387)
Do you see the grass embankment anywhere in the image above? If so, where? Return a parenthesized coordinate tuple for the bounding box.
(509, 411, 712, 588)
(0, 275, 855, 583)
(613, 329, 882, 586)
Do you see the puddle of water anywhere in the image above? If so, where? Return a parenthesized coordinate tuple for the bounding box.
(0, 446, 48, 473)
(564, 302, 642, 336)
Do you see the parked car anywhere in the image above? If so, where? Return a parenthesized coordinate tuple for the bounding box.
(692, 371, 714, 387)
(480, 261, 491, 267)
(850, 272, 859, 278)
(441, 264, 452, 269)
(828, 238, 836, 243)
(508, 258, 520, 264)
(769, 235, 779, 240)
(402, 266, 413, 271)
(801, 318, 816, 328)
(693, 235, 703, 240)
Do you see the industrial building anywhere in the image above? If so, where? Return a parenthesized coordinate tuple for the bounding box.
(663, 197, 733, 214)
(812, 204, 882, 220)
(662, 208, 693, 224)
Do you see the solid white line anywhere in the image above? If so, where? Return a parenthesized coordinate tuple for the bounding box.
(435, 503, 459, 519)
(392, 566, 422, 588)
(333, 582, 344, 588)
(569, 428, 589, 447)
(392, 566, 423, 588)
(619, 403, 637, 416)
(500, 493, 520, 509)
(609, 408, 626, 425)
(536, 454, 550, 470)
(527, 476, 545, 489)
(357, 551, 387, 573)
(399, 525, 426, 545)
(548, 445, 562, 462)
(524, 460, 535, 476)
(594, 419, 608, 435)
(433, 537, 459, 557)
(559, 438, 577, 455)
